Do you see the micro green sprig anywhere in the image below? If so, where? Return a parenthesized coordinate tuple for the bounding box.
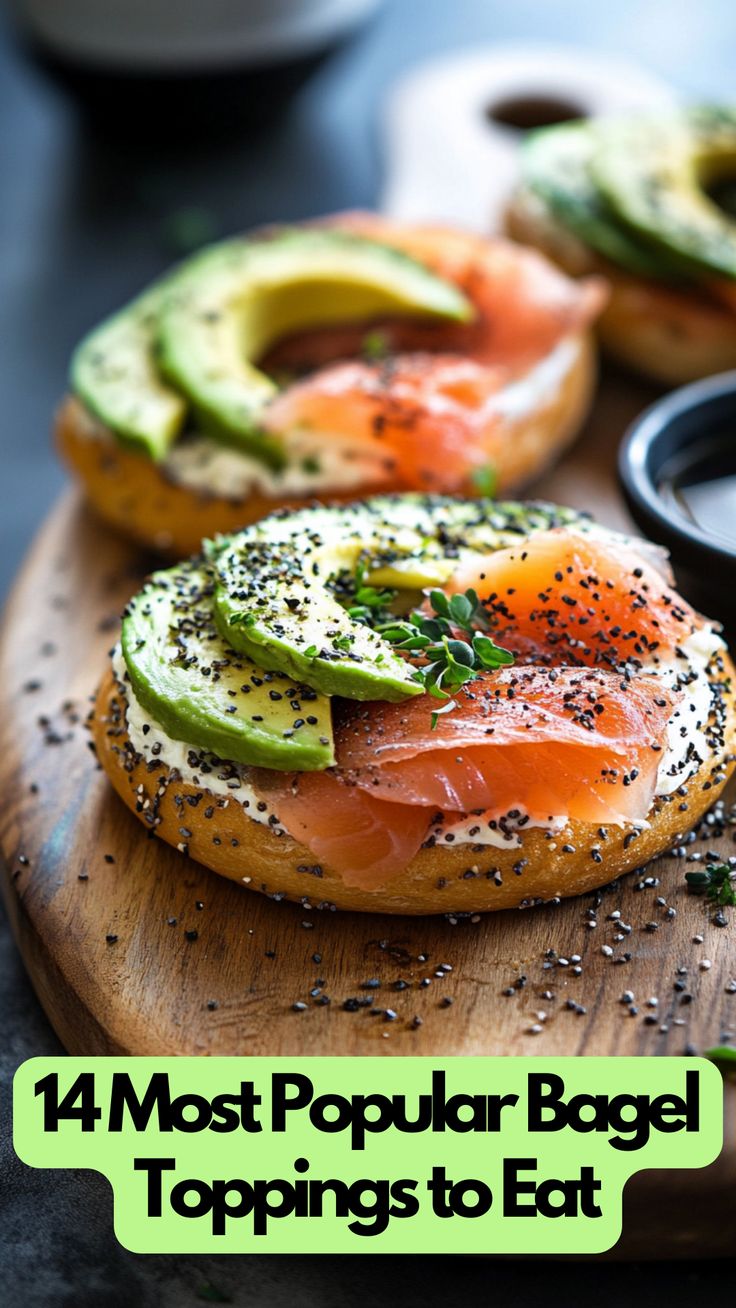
(361, 329, 391, 362)
(344, 564, 398, 626)
(686, 863, 736, 908)
(378, 587, 515, 700)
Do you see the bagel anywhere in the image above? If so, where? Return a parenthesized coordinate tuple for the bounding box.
(89, 493, 736, 916)
(56, 214, 603, 556)
(91, 656, 736, 916)
(506, 186, 736, 386)
(56, 333, 596, 558)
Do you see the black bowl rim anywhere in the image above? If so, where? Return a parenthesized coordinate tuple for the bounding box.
(619, 368, 736, 568)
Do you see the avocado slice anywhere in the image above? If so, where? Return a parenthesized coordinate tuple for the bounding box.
(521, 121, 683, 279)
(71, 227, 471, 466)
(71, 279, 186, 461)
(121, 561, 334, 770)
(208, 495, 584, 702)
(593, 106, 736, 281)
(155, 228, 473, 465)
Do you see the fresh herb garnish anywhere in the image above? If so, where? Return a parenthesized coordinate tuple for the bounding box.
(379, 587, 514, 699)
(685, 863, 736, 907)
(334, 567, 514, 711)
(470, 463, 497, 498)
(301, 454, 322, 474)
(362, 329, 390, 362)
(431, 698, 458, 730)
(345, 564, 398, 626)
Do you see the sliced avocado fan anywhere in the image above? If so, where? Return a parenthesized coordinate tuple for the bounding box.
(71, 279, 186, 461)
(121, 561, 334, 770)
(593, 106, 736, 282)
(520, 121, 684, 280)
(208, 495, 583, 702)
(71, 227, 472, 465)
(155, 228, 473, 465)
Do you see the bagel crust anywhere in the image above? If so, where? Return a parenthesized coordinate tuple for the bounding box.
(90, 659, 736, 916)
(56, 335, 594, 558)
(506, 187, 736, 386)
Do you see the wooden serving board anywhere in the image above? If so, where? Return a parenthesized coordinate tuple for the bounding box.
(1, 371, 736, 1255)
(3, 370, 736, 1059)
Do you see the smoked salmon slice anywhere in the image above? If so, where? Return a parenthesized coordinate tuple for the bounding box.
(317, 213, 607, 374)
(254, 769, 432, 889)
(335, 667, 678, 823)
(256, 667, 679, 887)
(262, 354, 506, 493)
(447, 528, 701, 668)
(260, 215, 606, 495)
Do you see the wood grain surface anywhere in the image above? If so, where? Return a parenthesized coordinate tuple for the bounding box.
(1, 370, 735, 1255)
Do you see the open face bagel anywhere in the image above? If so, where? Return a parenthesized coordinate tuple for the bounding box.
(506, 187, 736, 386)
(89, 494, 736, 916)
(57, 214, 602, 556)
(507, 109, 736, 385)
(56, 335, 595, 557)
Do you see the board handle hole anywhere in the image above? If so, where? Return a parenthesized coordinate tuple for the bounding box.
(486, 94, 584, 132)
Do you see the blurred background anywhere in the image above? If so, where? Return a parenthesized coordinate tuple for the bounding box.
(1, 1, 736, 1303)
(2, 0, 736, 601)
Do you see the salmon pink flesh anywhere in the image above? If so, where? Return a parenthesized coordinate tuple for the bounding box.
(316, 212, 607, 372)
(253, 768, 432, 890)
(445, 528, 701, 668)
(262, 355, 505, 493)
(256, 667, 679, 888)
(260, 216, 606, 496)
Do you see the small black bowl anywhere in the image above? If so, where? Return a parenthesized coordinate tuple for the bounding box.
(619, 370, 736, 626)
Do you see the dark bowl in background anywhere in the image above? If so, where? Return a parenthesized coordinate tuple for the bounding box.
(619, 370, 736, 633)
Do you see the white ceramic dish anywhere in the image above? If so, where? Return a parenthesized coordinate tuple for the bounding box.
(14, 0, 383, 71)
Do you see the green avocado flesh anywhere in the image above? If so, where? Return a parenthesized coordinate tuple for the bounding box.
(71, 228, 472, 465)
(155, 229, 472, 463)
(207, 495, 584, 703)
(71, 280, 186, 460)
(593, 106, 736, 281)
(122, 496, 586, 762)
(522, 108, 736, 284)
(521, 122, 680, 279)
(121, 561, 335, 770)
